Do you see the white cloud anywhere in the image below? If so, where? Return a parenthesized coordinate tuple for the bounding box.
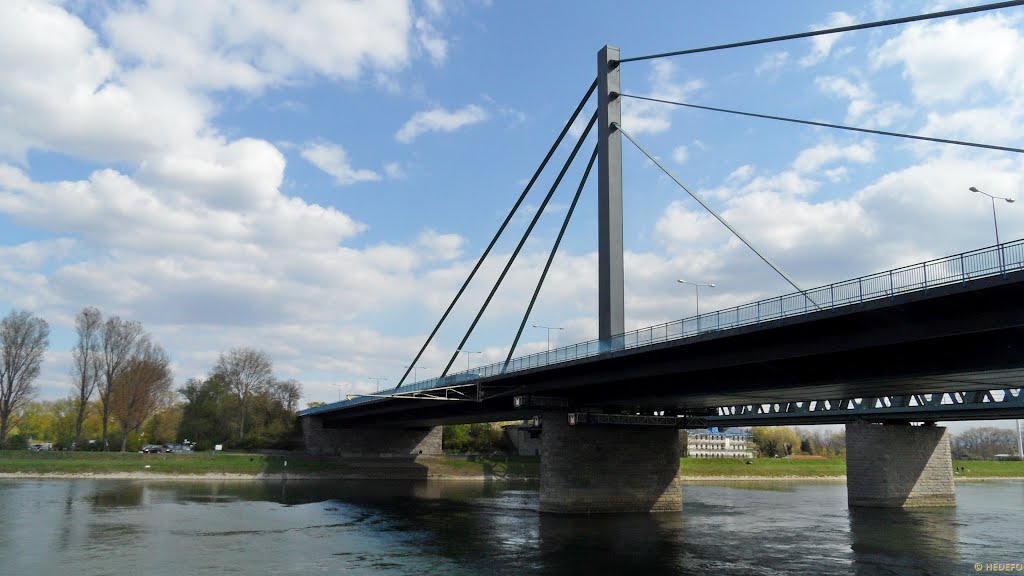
(301, 141, 382, 186)
(395, 104, 489, 143)
(416, 17, 448, 65)
(792, 141, 875, 173)
(103, 0, 417, 89)
(672, 145, 689, 165)
(416, 230, 465, 261)
(873, 15, 1024, 104)
(384, 162, 406, 179)
(801, 12, 856, 67)
(621, 61, 704, 135)
(756, 51, 790, 75)
(815, 75, 911, 128)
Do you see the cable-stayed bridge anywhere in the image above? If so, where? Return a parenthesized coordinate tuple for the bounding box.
(300, 1, 1024, 513)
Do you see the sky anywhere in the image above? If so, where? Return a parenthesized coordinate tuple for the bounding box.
(0, 1, 1022, 433)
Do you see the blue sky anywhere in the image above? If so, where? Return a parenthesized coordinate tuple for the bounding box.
(1, 1, 1022, 432)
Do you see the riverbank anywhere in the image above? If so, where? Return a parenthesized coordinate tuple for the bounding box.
(2, 451, 1022, 481)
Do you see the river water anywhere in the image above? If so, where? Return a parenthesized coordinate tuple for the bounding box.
(0, 478, 1021, 575)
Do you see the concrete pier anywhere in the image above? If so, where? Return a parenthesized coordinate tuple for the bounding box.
(539, 413, 682, 513)
(846, 421, 955, 508)
(302, 416, 442, 457)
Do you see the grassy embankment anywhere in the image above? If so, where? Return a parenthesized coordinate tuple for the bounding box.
(681, 457, 847, 478)
(2, 451, 1022, 479)
(0, 450, 540, 478)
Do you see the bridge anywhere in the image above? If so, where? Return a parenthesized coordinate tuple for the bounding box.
(301, 5, 1024, 514)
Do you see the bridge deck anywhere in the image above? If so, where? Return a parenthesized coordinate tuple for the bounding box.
(301, 241, 1024, 427)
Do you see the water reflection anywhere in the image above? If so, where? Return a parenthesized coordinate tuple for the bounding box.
(848, 507, 962, 576)
(539, 513, 684, 574)
(0, 479, 1020, 576)
(89, 483, 145, 509)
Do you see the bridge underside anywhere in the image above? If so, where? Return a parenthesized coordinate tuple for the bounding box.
(313, 272, 1024, 428)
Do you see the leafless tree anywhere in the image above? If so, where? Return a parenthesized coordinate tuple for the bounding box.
(271, 379, 303, 413)
(110, 340, 172, 452)
(0, 310, 50, 447)
(99, 317, 145, 451)
(214, 348, 274, 438)
(71, 307, 103, 449)
(952, 427, 1018, 459)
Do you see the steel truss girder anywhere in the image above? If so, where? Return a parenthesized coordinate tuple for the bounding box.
(568, 412, 681, 427)
(707, 389, 1024, 425)
(350, 383, 479, 403)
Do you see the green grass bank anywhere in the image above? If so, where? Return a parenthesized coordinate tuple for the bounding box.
(1, 451, 1022, 480)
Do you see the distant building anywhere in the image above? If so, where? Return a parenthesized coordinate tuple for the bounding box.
(687, 428, 753, 459)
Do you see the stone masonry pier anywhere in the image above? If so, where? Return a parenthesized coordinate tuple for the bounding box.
(846, 421, 955, 508)
(302, 415, 442, 457)
(539, 413, 683, 514)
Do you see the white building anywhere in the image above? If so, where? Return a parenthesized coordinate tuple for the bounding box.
(687, 428, 753, 459)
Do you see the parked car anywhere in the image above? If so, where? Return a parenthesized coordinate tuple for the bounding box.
(139, 444, 164, 453)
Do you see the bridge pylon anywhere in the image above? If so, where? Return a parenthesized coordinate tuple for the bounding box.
(597, 45, 624, 344)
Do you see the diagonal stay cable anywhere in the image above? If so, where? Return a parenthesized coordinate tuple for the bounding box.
(503, 145, 598, 372)
(396, 80, 597, 388)
(441, 112, 599, 378)
(615, 122, 820, 309)
(619, 94, 1024, 155)
(619, 1, 1024, 63)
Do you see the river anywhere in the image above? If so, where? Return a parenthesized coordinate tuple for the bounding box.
(0, 478, 1021, 575)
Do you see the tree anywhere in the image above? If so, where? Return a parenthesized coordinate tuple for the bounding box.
(213, 348, 274, 439)
(98, 317, 145, 450)
(952, 427, 1018, 459)
(109, 341, 172, 452)
(751, 426, 801, 458)
(0, 310, 50, 448)
(71, 307, 103, 449)
(177, 375, 232, 450)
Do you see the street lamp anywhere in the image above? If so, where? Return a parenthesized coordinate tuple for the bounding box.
(368, 377, 387, 391)
(969, 186, 1015, 269)
(456, 349, 481, 371)
(405, 365, 430, 382)
(677, 279, 715, 318)
(532, 324, 564, 352)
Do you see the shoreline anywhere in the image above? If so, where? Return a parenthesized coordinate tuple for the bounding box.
(2, 472, 1022, 482)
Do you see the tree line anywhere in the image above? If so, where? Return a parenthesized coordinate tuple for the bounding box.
(749, 425, 1021, 460)
(0, 306, 301, 452)
(750, 426, 847, 458)
(177, 348, 301, 450)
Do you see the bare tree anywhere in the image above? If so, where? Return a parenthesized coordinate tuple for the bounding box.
(214, 348, 274, 438)
(98, 317, 145, 451)
(71, 307, 103, 449)
(271, 379, 303, 413)
(0, 310, 50, 447)
(110, 341, 172, 452)
(952, 427, 1018, 459)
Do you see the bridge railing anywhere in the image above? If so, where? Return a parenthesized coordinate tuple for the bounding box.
(304, 240, 1022, 415)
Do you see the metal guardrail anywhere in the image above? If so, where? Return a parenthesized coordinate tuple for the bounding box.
(299, 240, 1024, 417)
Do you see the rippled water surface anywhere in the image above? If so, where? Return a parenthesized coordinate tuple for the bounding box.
(1, 479, 1021, 575)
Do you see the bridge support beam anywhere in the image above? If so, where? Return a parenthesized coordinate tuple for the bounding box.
(301, 415, 442, 457)
(846, 421, 955, 508)
(539, 413, 682, 513)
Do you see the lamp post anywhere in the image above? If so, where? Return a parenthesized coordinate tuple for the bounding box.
(678, 279, 715, 330)
(369, 377, 387, 392)
(532, 324, 564, 352)
(969, 186, 1015, 270)
(456, 349, 481, 371)
(405, 365, 430, 382)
